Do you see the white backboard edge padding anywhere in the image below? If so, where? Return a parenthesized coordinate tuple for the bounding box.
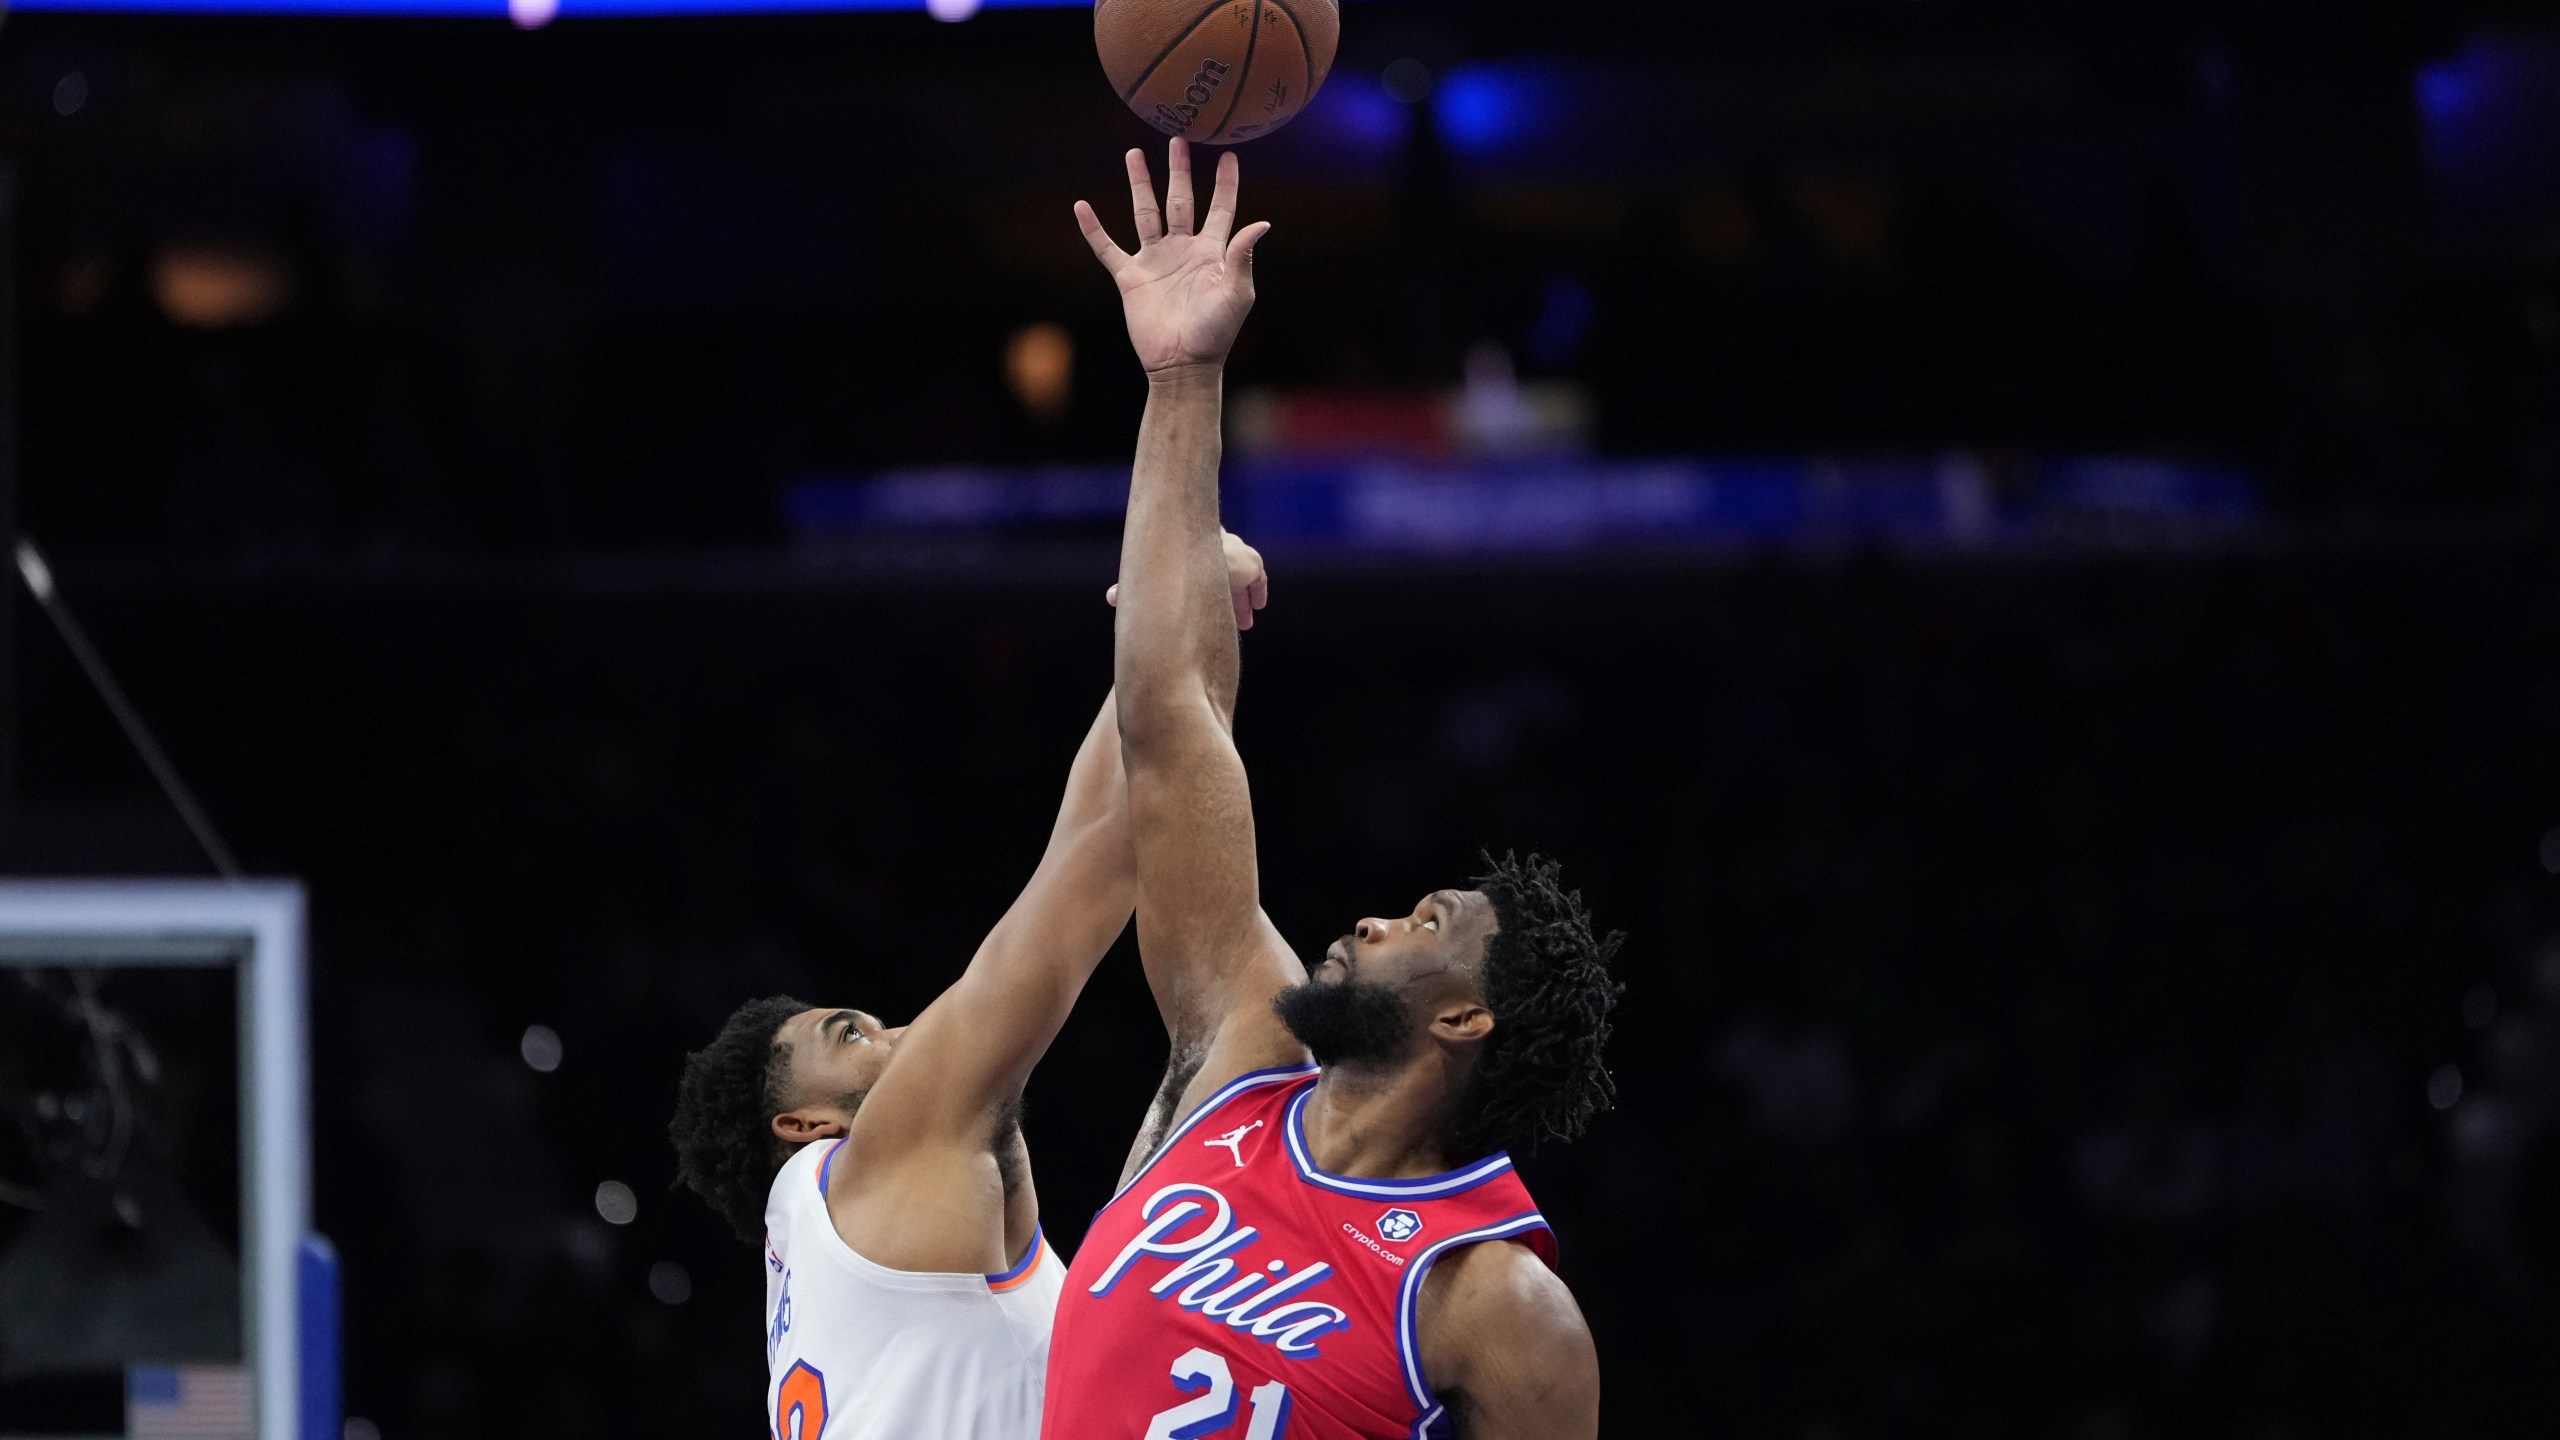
(0, 880, 308, 1440)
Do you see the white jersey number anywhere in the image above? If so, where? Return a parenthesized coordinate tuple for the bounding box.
(1143, 1348, 1292, 1440)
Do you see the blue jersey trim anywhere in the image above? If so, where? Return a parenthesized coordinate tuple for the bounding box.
(1282, 1087, 1518, 1200)
(1112, 1063, 1321, 1203)
(985, 1224, 1046, 1287)
(1393, 1210, 1554, 1418)
(816, 1137, 848, 1197)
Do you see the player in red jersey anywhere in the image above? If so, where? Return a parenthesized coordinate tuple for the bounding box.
(1050, 140, 1624, 1440)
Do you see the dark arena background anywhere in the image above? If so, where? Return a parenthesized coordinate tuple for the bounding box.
(3, 1, 2559, 1437)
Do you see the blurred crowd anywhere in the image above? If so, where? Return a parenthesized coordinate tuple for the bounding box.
(5, 4, 2559, 1438)
(7, 11, 2556, 558)
(11, 547, 2551, 1437)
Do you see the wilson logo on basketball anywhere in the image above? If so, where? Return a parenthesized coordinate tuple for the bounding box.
(1096, 0, 1338, 146)
(1152, 58, 1234, 138)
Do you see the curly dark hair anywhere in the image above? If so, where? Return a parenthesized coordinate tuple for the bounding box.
(670, 994, 811, 1245)
(1449, 852, 1626, 1159)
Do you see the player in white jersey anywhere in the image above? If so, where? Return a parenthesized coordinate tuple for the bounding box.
(670, 535, 1271, 1440)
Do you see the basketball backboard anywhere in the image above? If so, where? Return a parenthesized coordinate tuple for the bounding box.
(0, 882, 330, 1440)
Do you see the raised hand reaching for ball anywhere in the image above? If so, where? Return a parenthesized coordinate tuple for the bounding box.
(1074, 139, 1271, 378)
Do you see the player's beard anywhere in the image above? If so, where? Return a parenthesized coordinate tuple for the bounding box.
(1274, 975, 1413, 1068)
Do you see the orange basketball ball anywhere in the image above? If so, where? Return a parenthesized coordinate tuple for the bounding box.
(1096, 0, 1340, 146)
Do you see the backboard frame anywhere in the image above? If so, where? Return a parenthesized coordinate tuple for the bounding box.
(0, 880, 307, 1440)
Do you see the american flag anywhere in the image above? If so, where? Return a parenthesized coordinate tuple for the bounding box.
(127, 1364, 253, 1440)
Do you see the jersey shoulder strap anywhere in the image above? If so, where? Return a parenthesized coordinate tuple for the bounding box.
(1389, 1176, 1559, 1436)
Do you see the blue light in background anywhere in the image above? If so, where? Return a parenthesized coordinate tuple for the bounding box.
(1434, 66, 1528, 153)
(788, 455, 2264, 554)
(2415, 57, 2479, 127)
(2415, 32, 2560, 189)
(8, 0, 1072, 13)
(1432, 63, 1585, 158)
(1285, 73, 1408, 156)
(2416, 42, 2493, 160)
(1525, 271, 1595, 370)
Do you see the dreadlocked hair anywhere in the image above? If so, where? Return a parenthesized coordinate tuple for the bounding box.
(1450, 852, 1626, 1159)
(670, 994, 810, 1245)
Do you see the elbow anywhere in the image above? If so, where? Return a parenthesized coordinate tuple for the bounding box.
(1115, 682, 1204, 759)
(1113, 636, 1185, 704)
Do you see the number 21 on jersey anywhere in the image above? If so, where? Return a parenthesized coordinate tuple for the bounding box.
(1145, 1349, 1289, 1440)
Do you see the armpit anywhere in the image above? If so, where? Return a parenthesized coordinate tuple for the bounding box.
(991, 1098, 1029, 1200)
(1122, 1044, 1208, 1182)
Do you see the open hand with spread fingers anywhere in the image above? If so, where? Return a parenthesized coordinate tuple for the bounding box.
(1075, 138, 1272, 378)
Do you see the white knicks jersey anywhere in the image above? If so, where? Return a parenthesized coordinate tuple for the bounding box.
(763, 1137, 1063, 1440)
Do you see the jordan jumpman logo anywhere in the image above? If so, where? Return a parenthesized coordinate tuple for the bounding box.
(1203, 1121, 1263, 1167)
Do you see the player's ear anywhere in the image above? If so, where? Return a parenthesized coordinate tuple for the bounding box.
(772, 1107, 852, 1145)
(1431, 1003, 1493, 1046)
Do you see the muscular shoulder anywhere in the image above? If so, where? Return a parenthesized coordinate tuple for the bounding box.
(1415, 1238, 1599, 1440)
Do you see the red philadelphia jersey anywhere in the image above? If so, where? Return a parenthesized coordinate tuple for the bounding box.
(1043, 1066, 1556, 1440)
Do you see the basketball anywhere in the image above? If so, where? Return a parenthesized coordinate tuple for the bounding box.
(1096, 0, 1340, 146)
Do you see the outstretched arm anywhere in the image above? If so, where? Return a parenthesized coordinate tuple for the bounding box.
(834, 690, 1136, 1258)
(834, 541, 1274, 1268)
(1079, 141, 1310, 1179)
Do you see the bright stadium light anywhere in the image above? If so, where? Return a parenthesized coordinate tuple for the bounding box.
(595, 1180, 639, 1225)
(520, 1024, 564, 1072)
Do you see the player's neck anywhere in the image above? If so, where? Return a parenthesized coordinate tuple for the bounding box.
(1301, 1062, 1461, 1180)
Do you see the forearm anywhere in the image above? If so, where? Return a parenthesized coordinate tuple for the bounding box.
(1008, 692, 1137, 977)
(932, 698, 1132, 1078)
(1049, 690, 1130, 846)
(1085, 143, 1305, 1116)
(1114, 367, 1240, 738)
(853, 694, 1134, 1153)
